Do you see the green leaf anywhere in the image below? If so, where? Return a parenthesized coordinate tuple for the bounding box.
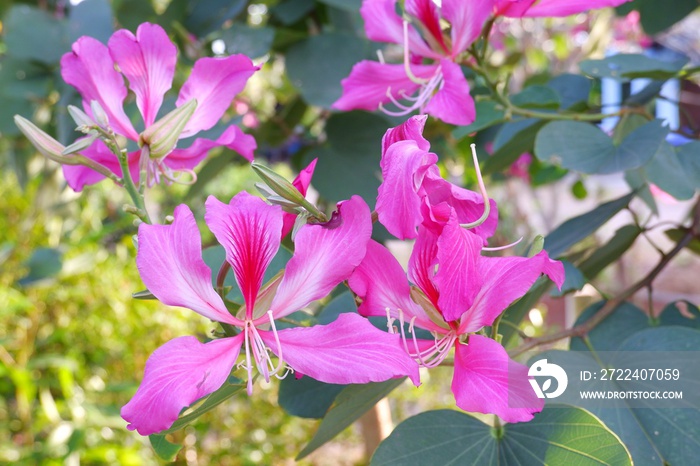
(659, 301, 700, 328)
(544, 192, 634, 258)
(17, 248, 63, 286)
(619, 0, 698, 35)
(548, 73, 591, 109)
(500, 277, 549, 346)
(68, 0, 113, 44)
(303, 111, 388, 204)
(297, 378, 406, 459)
(664, 228, 700, 256)
(317, 291, 357, 325)
(550, 260, 585, 297)
(219, 24, 275, 59)
(184, 0, 247, 37)
(371, 406, 632, 465)
(4, 5, 69, 64)
(579, 54, 687, 81)
(535, 121, 614, 173)
(278, 376, 346, 419)
(484, 119, 546, 175)
(286, 33, 368, 108)
(570, 301, 650, 351)
(624, 169, 658, 215)
(160, 377, 245, 434)
(272, 0, 316, 24)
(452, 100, 506, 138)
(559, 324, 700, 465)
(149, 434, 182, 461)
(317, 0, 362, 11)
(578, 224, 641, 279)
(511, 85, 560, 109)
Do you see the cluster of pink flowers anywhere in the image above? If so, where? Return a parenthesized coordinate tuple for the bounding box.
(334, 0, 631, 125)
(122, 114, 564, 435)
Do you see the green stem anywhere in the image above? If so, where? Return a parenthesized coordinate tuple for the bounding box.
(117, 147, 151, 224)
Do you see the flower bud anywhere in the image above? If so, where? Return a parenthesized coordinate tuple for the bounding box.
(528, 235, 545, 257)
(14, 115, 82, 165)
(252, 163, 307, 206)
(67, 105, 98, 133)
(90, 100, 110, 129)
(62, 131, 99, 155)
(139, 99, 197, 160)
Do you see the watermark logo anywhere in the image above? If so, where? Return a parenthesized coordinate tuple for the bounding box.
(528, 359, 568, 399)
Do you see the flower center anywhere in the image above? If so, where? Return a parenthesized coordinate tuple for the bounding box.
(386, 307, 457, 369)
(237, 310, 289, 395)
(138, 147, 197, 188)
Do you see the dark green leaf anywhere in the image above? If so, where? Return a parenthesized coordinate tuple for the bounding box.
(550, 260, 585, 297)
(511, 85, 560, 109)
(185, 0, 247, 37)
(67, 0, 113, 44)
(535, 121, 614, 173)
(452, 100, 506, 138)
(621, 0, 699, 34)
(220, 24, 275, 58)
(286, 33, 368, 108)
(303, 111, 388, 204)
(115, 0, 157, 31)
(624, 80, 664, 106)
(484, 119, 545, 175)
(149, 434, 182, 461)
(579, 54, 687, 81)
(659, 301, 700, 328)
(317, 291, 357, 325)
(297, 378, 405, 459)
(4, 5, 69, 63)
(601, 119, 669, 174)
(132, 289, 156, 300)
(570, 301, 650, 352)
(500, 277, 549, 346)
(624, 169, 658, 215)
(578, 224, 641, 279)
(278, 376, 345, 419)
(161, 377, 245, 434)
(371, 406, 632, 465)
(676, 141, 700, 190)
(664, 228, 700, 256)
(272, 0, 316, 25)
(548, 74, 591, 109)
(18, 248, 63, 286)
(317, 0, 362, 11)
(544, 192, 634, 257)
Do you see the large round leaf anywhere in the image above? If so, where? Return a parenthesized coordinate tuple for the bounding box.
(371, 406, 631, 465)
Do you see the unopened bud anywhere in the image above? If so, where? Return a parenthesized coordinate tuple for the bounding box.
(140, 99, 197, 159)
(90, 100, 110, 129)
(67, 105, 97, 133)
(528, 235, 545, 257)
(252, 163, 307, 206)
(14, 115, 81, 165)
(62, 131, 99, 155)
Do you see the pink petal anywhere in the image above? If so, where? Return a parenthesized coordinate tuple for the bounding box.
(523, 0, 631, 17)
(177, 55, 258, 138)
(122, 334, 244, 435)
(332, 61, 434, 113)
(433, 219, 483, 322)
(458, 250, 565, 334)
(269, 196, 371, 319)
(494, 0, 537, 17)
(204, 193, 282, 315)
(441, 0, 495, 56)
(360, 0, 440, 59)
(60, 36, 138, 140)
(377, 140, 437, 240)
(62, 139, 139, 191)
(349, 240, 444, 332)
(259, 313, 420, 385)
(452, 335, 543, 423)
(165, 125, 257, 173)
(423, 60, 476, 125)
(381, 115, 431, 156)
(282, 159, 318, 238)
(407, 225, 441, 309)
(108, 23, 176, 127)
(405, 0, 449, 54)
(137, 204, 239, 325)
(421, 169, 498, 244)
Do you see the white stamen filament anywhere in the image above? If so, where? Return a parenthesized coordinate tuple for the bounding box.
(402, 20, 429, 85)
(379, 71, 443, 117)
(236, 313, 288, 395)
(138, 149, 198, 187)
(482, 236, 524, 252)
(389, 308, 456, 369)
(460, 144, 491, 230)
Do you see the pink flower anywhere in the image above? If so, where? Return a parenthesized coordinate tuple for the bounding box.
(494, 0, 632, 18)
(333, 0, 496, 125)
(60, 22, 259, 191)
(122, 192, 419, 435)
(376, 115, 498, 242)
(349, 224, 564, 422)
